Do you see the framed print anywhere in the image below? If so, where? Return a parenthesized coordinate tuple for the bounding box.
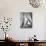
(20, 12, 32, 28)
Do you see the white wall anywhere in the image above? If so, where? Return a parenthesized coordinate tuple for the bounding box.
(0, 0, 46, 40)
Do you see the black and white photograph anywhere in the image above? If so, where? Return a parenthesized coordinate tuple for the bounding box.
(20, 12, 32, 28)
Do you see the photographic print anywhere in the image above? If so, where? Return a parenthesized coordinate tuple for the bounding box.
(20, 12, 32, 28)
